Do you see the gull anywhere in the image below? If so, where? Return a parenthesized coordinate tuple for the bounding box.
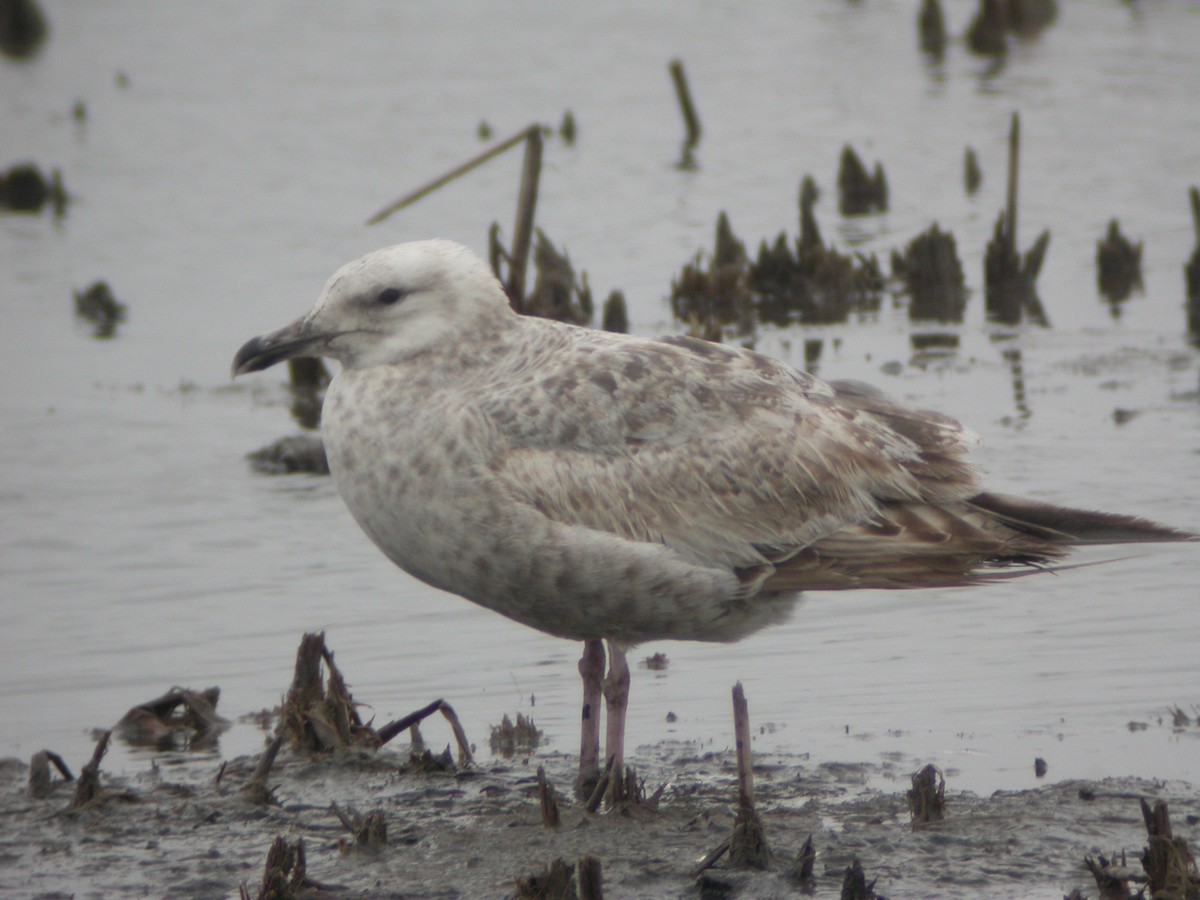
(233, 240, 1194, 792)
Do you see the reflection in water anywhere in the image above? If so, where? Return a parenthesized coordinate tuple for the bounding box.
(909, 332, 960, 370)
(1002, 345, 1032, 420)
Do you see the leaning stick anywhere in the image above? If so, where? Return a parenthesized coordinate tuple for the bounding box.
(506, 127, 543, 309)
(669, 59, 702, 147)
(366, 125, 540, 226)
(1004, 111, 1020, 258)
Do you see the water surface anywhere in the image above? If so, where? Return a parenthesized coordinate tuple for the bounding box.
(2, 1, 1198, 798)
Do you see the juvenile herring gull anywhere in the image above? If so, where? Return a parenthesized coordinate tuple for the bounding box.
(233, 240, 1194, 790)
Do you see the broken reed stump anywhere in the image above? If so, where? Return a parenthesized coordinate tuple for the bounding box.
(512, 856, 603, 900)
(967, 0, 1008, 56)
(799, 175, 822, 253)
(492, 227, 619, 333)
(513, 857, 576, 899)
(907, 764, 946, 824)
(1096, 218, 1143, 309)
(668, 58, 702, 168)
(489, 711, 543, 757)
(607, 764, 654, 811)
(715, 209, 746, 269)
(69, 729, 111, 811)
(670, 212, 754, 340)
(1185, 186, 1200, 342)
(964, 146, 983, 195)
(246, 434, 329, 475)
(601, 290, 628, 334)
(28, 749, 73, 799)
(788, 834, 817, 885)
(837, 145, 888, 216)
(582, 756, 662, 814)
(287, 356, 330, 392)
(804, 338, 824, 373)
(985, 212, 1050, 324)
(967, 0, 1058, 56)
(115, 685, 228, 748)
(1139, 799, 1199, 898)
(1083, 799, 1200, 898)
(673, 193, 886, 338)
(729, 682, 771, 869)
(243, 734, 284, 805)
(584, 755, 616, 813)
(891, 223, 966, 322)
(841, 857, 882, 900)
(332, 802, 388, 849)
(286, 356, 331, 430)
(279, 631, 373, 753)
(0, 161, 65, 212)
(559, 110, 577, 145)
(1008, 0, 1058, 36)
(73, 280, 126, 338)
(984, 112, 1050, 325)
(918, 0, 946, 58)
(0, 0, 49, 59)
(525, 230, 592, 325)
(577, 855, 603, 900)
(537, 765, 561, 829)
(277, 631, 473, 766)
(1083, 852, 1133, 899)
(245, 836, 307, 900)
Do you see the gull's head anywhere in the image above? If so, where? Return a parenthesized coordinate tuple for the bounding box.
(232, 240, 511, 376)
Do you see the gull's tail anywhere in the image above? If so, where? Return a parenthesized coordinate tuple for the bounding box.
(965, 491, 1197, 545)
(756, 492, 1196, 593)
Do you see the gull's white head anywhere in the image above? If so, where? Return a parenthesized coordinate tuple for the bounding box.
(232, 240, 512, 375)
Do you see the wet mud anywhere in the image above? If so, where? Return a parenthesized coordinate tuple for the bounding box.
(3, 733, 1196, 898)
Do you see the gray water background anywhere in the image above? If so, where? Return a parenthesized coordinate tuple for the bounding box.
(2, 1, 1198, 797)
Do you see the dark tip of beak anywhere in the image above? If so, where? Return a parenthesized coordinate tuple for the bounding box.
(232, 335, 272, 378)
(232, 318, 321, 378)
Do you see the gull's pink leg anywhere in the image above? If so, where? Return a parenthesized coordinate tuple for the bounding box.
(577, 639, 605, 794)
(602, 641, 630, 777)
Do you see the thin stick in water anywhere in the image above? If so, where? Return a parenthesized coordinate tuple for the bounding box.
(669, 59, 702, 147)
(366, 125, 539, 226)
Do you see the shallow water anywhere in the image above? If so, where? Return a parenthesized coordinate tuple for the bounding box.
(2, 0, 1199, 805)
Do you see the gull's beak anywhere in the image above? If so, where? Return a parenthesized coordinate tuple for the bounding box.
(231, 316, 323, 377)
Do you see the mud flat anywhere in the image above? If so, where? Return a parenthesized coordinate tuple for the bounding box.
(2, 734, 1196, 898)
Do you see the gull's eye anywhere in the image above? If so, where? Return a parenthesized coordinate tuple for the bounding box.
(377, 287, 406, 305)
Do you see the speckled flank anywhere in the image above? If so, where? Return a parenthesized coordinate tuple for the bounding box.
(257, 240, 1082, 646)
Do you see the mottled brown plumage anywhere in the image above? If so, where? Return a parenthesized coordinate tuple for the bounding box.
(233, 240, 1194, 783)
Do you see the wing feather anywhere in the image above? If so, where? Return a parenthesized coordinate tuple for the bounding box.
(483, 329, 982, 573)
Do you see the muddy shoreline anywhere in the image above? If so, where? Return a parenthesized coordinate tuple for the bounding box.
(3, 732, 1196, 899)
